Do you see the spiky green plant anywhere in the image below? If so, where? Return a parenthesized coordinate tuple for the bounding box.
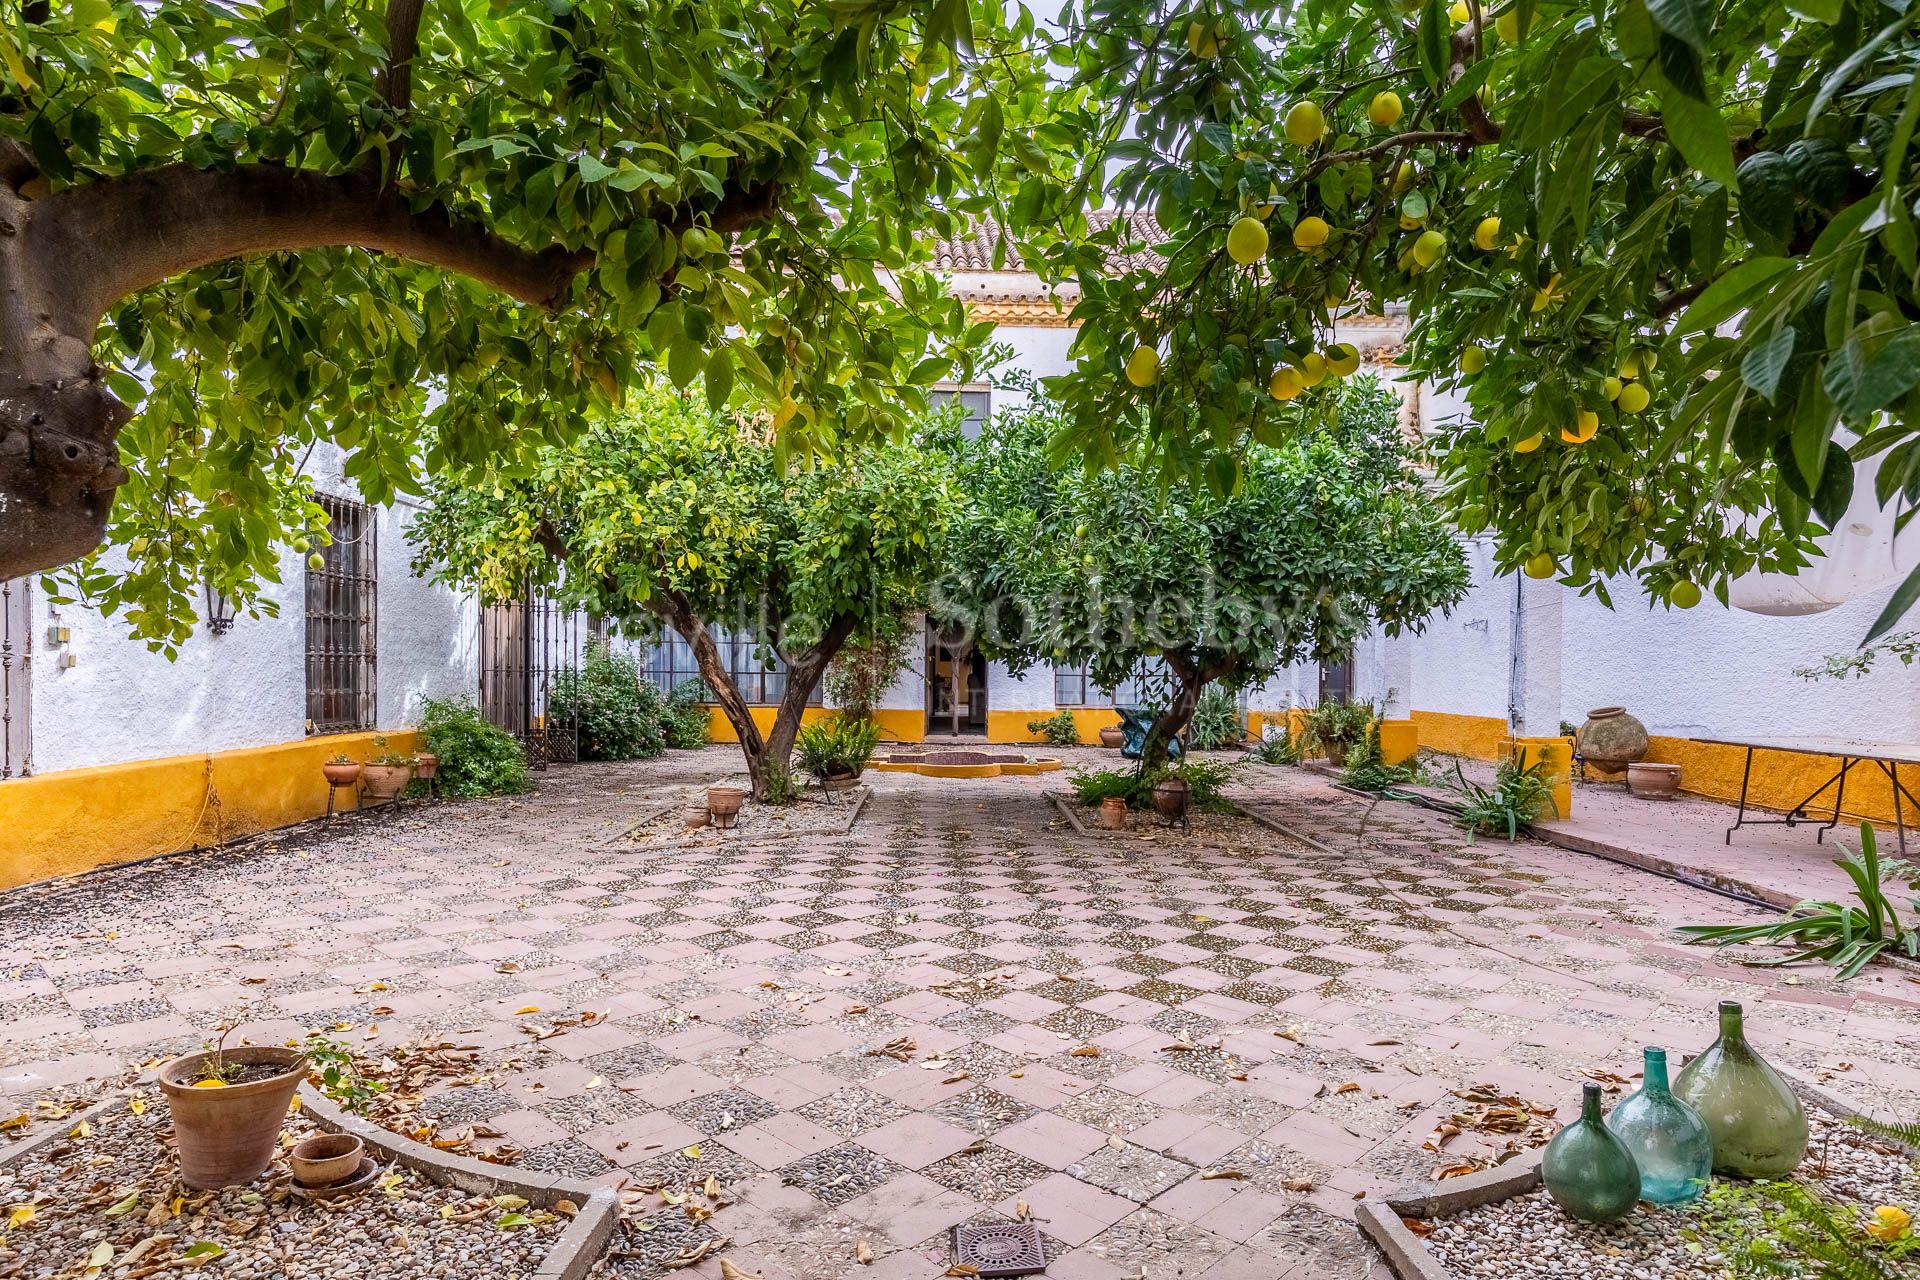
(1677, 824, 1920, 980)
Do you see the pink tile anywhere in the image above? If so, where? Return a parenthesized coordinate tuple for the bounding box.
(858, 1114, 976, 1167)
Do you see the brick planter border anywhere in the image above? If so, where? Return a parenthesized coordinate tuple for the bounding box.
(1356, 1071, 1917, 1280)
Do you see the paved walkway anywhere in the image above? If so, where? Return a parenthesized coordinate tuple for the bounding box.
(4, 749, 1918, 1280)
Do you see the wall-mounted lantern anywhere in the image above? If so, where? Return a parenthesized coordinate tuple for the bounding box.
(204, 581, 236, 636)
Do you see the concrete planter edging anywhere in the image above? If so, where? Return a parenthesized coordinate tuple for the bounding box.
(295, 1088, 620, 1280)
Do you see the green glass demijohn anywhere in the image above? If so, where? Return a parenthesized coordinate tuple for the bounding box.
(1671, 1000, 1807, 1178)
(1605, 1047, 1712, 1204)
(1542, 1082, 1641, 1223)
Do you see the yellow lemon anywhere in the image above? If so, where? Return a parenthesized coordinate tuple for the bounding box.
(1866, 1206, 1912, 1244)
(1186, 20, 1221, 58)
(1398, 213, 1425, 231)
(1524, 553, 1557, 578)
(1460, 346, 1488, 375)
(1393, 161, 1417, 193)
(1531, 273, 1561, 311)
(1669, 580, 1702, 609)
(1412, 229, 1447, 268)
(1299, 353, 1328, 386)
(1561, 410, 1599, 444)
(1125, 346, 1160, 388)
(1494, 9, 1519, 40)
(1284, 101, 1326, 147)
(1603, 375, 1623, 401)
(1513, 433, 1544, 453)
(1326, 343, 1361, 377)
(1226, 216, 1269, 265)
(192, 1080, 229, 1089)
(1292, 216, 1331, 251)
(1268, 367, 1304, 401)
(1449, 0, 1471, 21)
(1617, 382, 1651, 413)
(1368, 91, 1403, 127)
(1473, 216, 1502, 251)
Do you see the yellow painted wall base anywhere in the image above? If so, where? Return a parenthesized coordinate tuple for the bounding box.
(985, 709, 1123, 745)
(1411, 707, 1920, 827)
(1379, 720, 1418, 767)
(703, 706, 832, 743)
(1503, 735, 1575, 820)
(0, 730, 423, 891)
(869, 709, 924, 743)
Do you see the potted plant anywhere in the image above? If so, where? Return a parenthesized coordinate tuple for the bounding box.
(413, 751, 439, 781)
(1098, 724, 1125, 749)
(1302, 698, 1376, 767)
(359, 735, 414, 799)
(794, 715, 880, 791)
(1150, 774, 1192, 820)
(321, 754, 361, 787)
(156, 1028, 307, 1188)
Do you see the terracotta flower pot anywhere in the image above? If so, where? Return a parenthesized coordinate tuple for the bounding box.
(1577, 706, 1650, 774)
(707, 785, 746, 828)
(685, 805, 711, 829)
(1628, 762, 1681, 799)
(1098, 796, 1128, 829)
(821, 770, 861, 792)
(321, 761, 361, 788)
(1325, 743, 1349, 768)
(360, 763, 412, 799)
(1150, 777, 1192, 819)
(1099, 726, 1124, 749)
(290, 1133, 364, 1187)
(413, 752, 439, 780)
(157, 1046, 307, 1188)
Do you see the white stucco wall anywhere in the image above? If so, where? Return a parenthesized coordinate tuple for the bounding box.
(24, 454, 478, 774)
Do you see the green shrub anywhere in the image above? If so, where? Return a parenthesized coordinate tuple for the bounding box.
(1068, 766, 1142, 807)
(1187, 686, 1243, 750)
(1147, 755, 1242, 808)
(550, 641, 666, 760)
(1451, 757, 1555, 841)
(416, 697, 529, 798)
(794, 714, 881, 779)
(1027, 710, 1081, 746)
(661, 678, 713, 750)
(1254, 725, 1300, 765)
(1340, 721, 1418, 792)
(1302, 698, 1377, 758)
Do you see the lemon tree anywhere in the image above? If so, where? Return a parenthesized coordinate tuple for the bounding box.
(3, 0, 1042, 652)
(1031, 0, 1920, 625)
(407, 383, 957, 800)
(937, 375, 1467, 766)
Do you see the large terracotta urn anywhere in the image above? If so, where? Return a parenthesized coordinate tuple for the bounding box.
(1576, 706, 1649, 773)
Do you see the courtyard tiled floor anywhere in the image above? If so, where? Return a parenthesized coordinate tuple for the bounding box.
(5, 748, 1920, 1279)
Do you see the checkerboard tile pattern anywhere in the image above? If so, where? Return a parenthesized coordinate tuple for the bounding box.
(4, 749, 1917, 1280)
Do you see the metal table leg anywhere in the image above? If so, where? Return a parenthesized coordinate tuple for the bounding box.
(1726, 747, 1756, 845)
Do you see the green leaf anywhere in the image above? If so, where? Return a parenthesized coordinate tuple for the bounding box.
(1656, 78, 1737, 186)
(1676, 257, 1792, 335)
(1866, 561, 1920, 642)
(1824, 327, 1920, 419)
(1740, 327, 1796, 400)
(1811, 440, 1854, 527)
(1645, 0, 1712, 49)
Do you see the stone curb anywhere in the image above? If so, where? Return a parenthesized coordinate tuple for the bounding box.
(295, 1088, 619, 1280)
(615, 784, 869, 847)
(1359, 1076, 1906, 1279)
(0, 1091, 130, 1169)
(1048, 792, 1106, 839)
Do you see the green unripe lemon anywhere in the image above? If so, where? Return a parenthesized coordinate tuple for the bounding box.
(1617, 382, 1651, 413)
(1669, 580, 1702, 609)
(1460, 346, 1488, 375)
(1524, 553, 1557, 579)
(1226, 216, 1268, 265)
(308, 553, 326, 571)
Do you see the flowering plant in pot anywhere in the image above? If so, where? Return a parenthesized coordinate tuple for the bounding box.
(156, 1027, 307, 1188)
(793, 714, 880, 791)
(359, 735, 414, 799)
(321, 754, 360, 787)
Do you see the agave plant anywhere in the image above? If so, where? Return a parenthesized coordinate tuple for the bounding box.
(1448, 756, 1556, 843)
(1677, 823, 1920, 980)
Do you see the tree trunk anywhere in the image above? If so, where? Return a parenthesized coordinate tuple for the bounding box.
(763, 612, 861, 795)
(0, 152, 776, 583)
(651, 594, 772, 798)
(1141, 651, 1230, 770)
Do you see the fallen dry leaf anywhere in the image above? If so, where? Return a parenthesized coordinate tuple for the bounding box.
(718, 1259, 761, 1280)
(856, 1240, 874, 1265)
(1281, 1177, 1314, 1192)
(1069, 1045, 1101, 1058)
(1199, 1169, 1244, 1181)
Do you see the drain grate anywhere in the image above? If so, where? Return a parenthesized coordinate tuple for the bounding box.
(952, 1221, 1046, 1277)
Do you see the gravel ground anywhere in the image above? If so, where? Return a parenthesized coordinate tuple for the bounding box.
(624, 777, 863, 846)
(1425, 1110, 1920, 1279)
(0, 1093, 566, 1280)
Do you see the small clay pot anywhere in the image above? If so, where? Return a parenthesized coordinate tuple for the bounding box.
(361, 763, 412, 799)
(321, 761, 361, 788)
(685, 805, 711, 829)
(1098, 796, 1128, 830)
(290, 1133, 365, 1187)
(1150, 777, 1192, 819)
(821, 770, 861, 792)
(413, 752, 439, 781)
(1099, 726, 1125, 749)
(1628, 762, 1681, 799)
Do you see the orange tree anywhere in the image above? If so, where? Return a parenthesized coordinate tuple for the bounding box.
(408, 384, 956, 800)
(1, 0, 1042, 651)
(1033, 0, 1920, 630)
